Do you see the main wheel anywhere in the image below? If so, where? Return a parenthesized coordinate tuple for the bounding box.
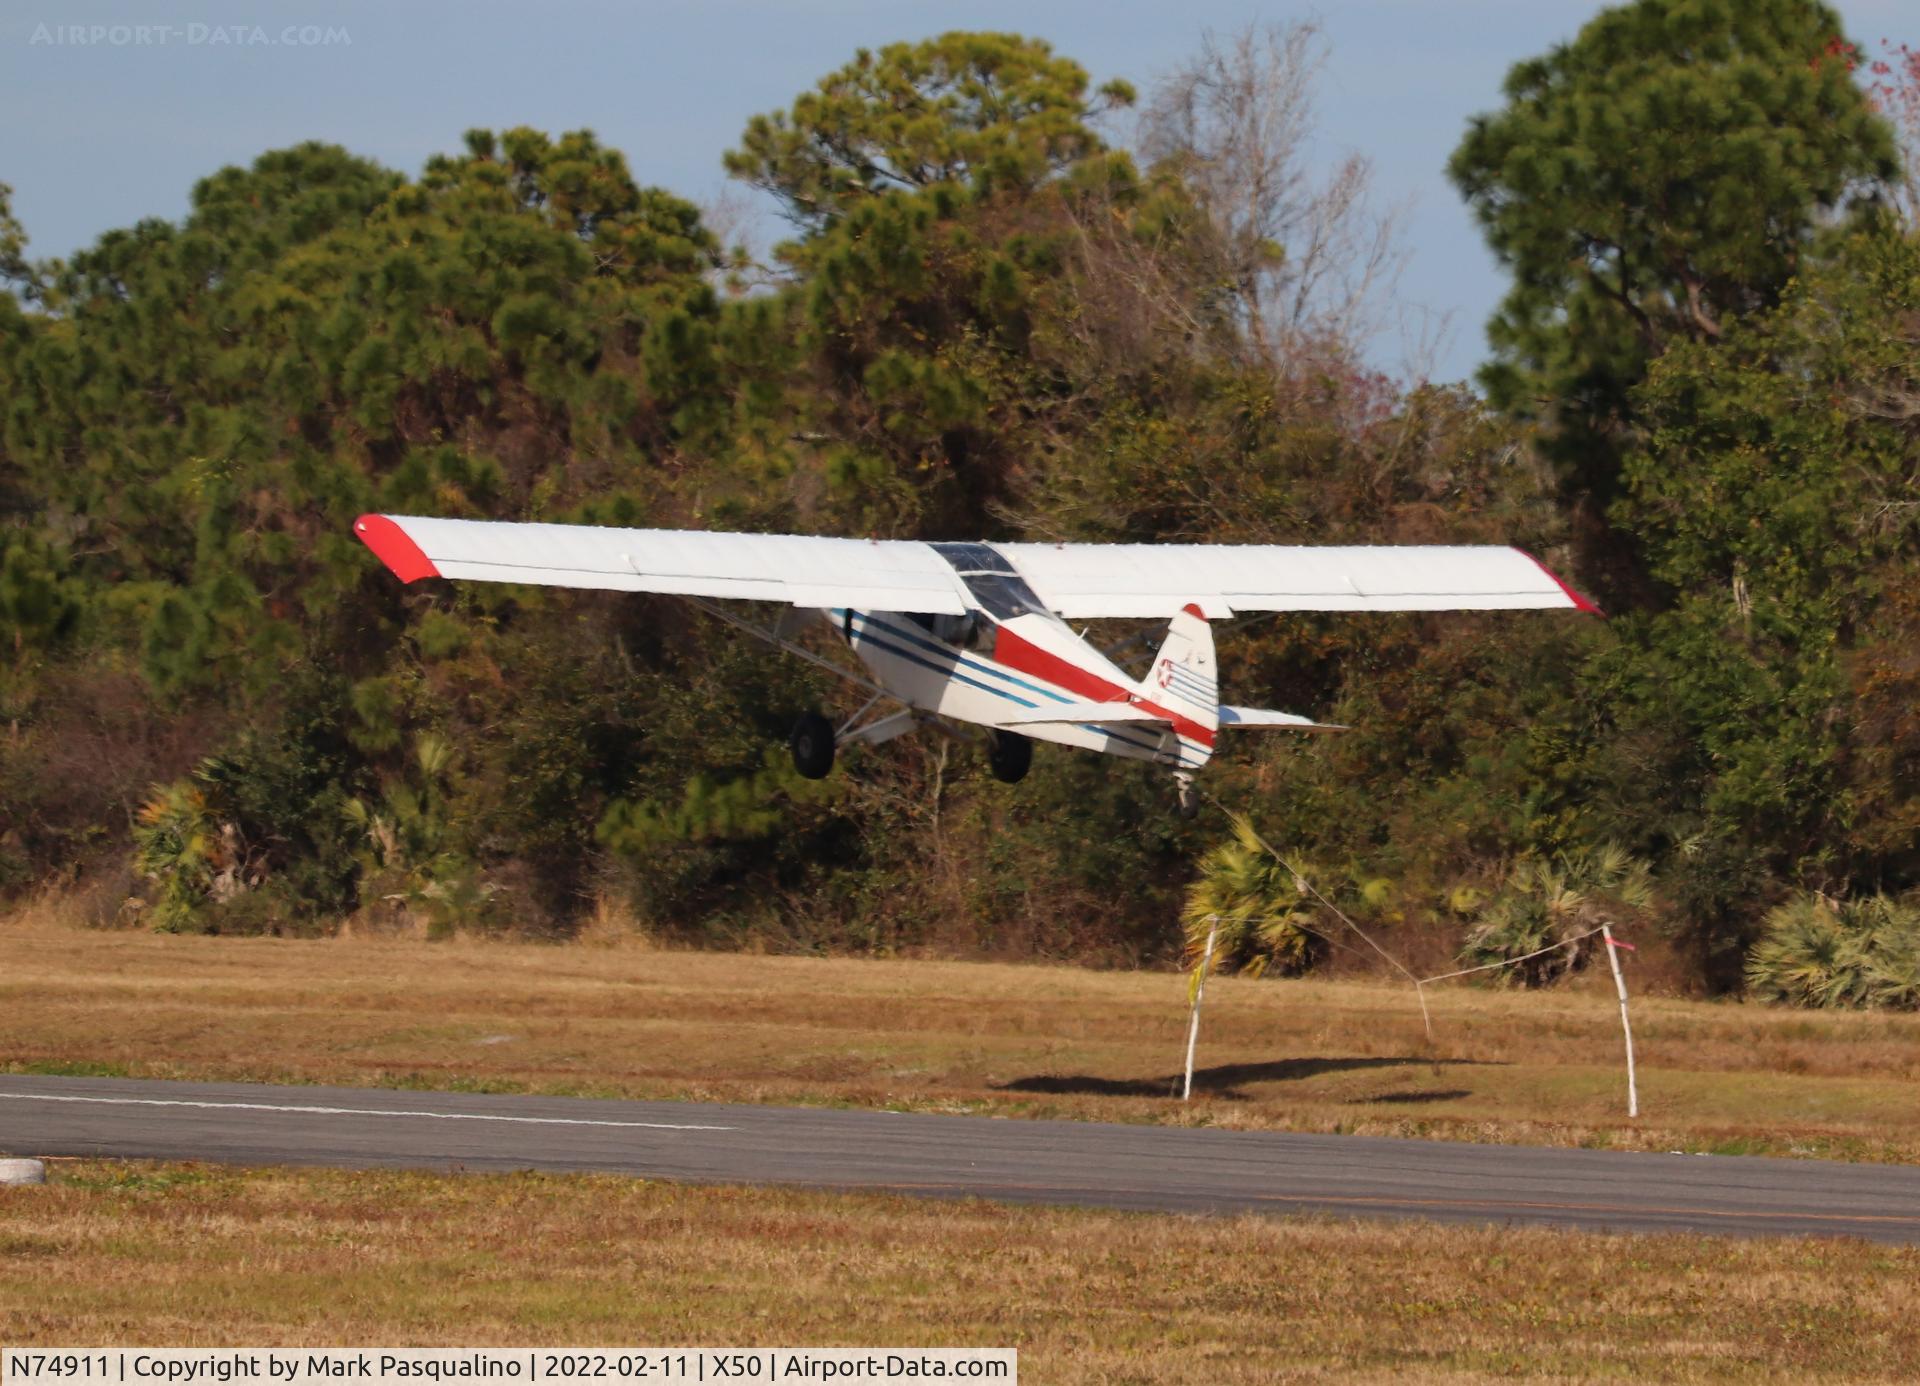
(987, 729, 1032, 784)
(789, 711, 836, 780)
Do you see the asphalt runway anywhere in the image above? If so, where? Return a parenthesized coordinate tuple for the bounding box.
(4, 1073, 1919, 1243)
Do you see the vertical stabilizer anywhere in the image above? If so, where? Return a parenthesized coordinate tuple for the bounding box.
(1144, 604, 1220, 778)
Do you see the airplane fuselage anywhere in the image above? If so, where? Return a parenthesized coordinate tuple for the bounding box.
(829, 605, 1216, 773)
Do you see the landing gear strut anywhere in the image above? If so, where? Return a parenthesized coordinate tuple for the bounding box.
(987, 729, 1032, 784)
(789, 711, 836, 780)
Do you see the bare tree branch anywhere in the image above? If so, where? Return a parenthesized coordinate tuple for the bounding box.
(1136, 21, 1408, 369)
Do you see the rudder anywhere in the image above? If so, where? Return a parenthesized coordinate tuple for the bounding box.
(1143, 604, 1219, 772)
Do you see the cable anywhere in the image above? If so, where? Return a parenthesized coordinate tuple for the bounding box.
(1199, 787, 1433, 1039)
(1194, 791, 1623, 1038)
(1416, 928, 1606, 986)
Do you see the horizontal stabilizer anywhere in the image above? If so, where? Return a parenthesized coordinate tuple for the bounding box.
(999, 701, 1168, 727)
(1218, 705, 1347, 733)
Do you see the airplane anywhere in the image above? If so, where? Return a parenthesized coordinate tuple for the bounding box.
(354, 514, 1598, 814)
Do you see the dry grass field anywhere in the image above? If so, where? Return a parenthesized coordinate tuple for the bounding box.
(3, 914, 1918, 1163)
(3, 1160, 1918, 1381)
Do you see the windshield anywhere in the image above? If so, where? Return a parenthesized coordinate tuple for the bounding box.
(931, 543, 1047, 622)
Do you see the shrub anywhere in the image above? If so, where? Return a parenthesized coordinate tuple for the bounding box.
(131, 777, 258, 932)
(1746, 893, 1920, 1010)
(1458, 844, 1652, 987)
(1181, 814, 1327, 980)
(343, 732, 496, 939)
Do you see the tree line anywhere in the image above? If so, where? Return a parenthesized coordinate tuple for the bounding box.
(2, 2, 1917, 1003)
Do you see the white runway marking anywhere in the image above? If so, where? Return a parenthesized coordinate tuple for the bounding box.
(0, 1092, 733, 1131)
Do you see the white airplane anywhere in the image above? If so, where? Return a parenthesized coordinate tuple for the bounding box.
(354, 514, 1598, 813)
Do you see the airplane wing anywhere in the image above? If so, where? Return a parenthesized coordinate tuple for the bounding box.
(355, 515, 1597, 621)
(993, 543, 1599, 619)
(353, 514, 971, 615)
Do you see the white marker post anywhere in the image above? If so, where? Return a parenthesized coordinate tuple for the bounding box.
(1602, 924, 1638, 1118)
(1183, 914, 1221, 1101)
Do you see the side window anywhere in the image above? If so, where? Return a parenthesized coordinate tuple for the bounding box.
(902, 611, 994, 654)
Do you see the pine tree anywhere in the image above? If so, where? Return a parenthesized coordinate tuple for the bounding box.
(722, 34, 1142, 536)
(0, 182, 37, 296)
(726, 32, 1134, 235)
(1448, 0, 1898, 600)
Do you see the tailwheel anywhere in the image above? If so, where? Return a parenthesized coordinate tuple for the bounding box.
(987, 729, 1032, 785)
(789, 711, 836, 780)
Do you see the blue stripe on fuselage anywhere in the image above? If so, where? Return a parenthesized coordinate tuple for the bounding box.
(838, 609, 1169, 758)
(846, 621, 1040, 709)
(854, 613, 1165, 756)
(856, 611, 1090, 709)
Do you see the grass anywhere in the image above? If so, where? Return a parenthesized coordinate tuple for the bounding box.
(3, 1160, 1917, 1381)
(3, 918, 1919, 1164)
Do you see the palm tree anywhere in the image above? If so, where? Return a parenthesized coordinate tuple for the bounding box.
(1181, 813, 1325, 980)
(1747, 893, 1920, 1010)
(1460, 844, 1653, 987)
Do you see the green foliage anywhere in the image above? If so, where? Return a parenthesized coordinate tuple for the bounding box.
(193, 673, 365, 922)
(126, 674, 362, 934)
(343, 733, 494, 938)
(1449, 0, 1899, 557)
(1746, 893, 1920, 1009)
(1182, 815, 1326, 979)
(726, 32, 1133, 232)
(0, 182, 32, 289)
(1459, 845, 1653, 987)
(0, 530, 79, 655)
(723, 31, 1159, 538)
(1581, 230, 1920, 959)
(131, 780, 238, 932)
(599, 747, 842, 850)
(1621, 231, 1920, 605)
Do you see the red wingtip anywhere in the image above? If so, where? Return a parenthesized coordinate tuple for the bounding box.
(1518, 550, 1604, 617)
(354, 514, 441, 583)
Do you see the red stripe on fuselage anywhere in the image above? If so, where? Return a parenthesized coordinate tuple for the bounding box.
(993, 626, 1216, 748)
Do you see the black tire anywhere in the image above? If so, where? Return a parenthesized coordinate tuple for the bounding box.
(988, 729, 1032, 784)
(789, 712, 836, 780)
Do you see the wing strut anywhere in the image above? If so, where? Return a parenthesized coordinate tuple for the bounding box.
(684, 597, 891, 699)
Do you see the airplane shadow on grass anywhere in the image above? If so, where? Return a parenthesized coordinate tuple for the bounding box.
(994, 1056, 1501, 1103)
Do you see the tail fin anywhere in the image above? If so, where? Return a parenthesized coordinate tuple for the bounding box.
(1144, 605, 1219, 771)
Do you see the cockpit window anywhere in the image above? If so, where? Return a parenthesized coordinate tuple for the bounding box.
(904, 610, 993, 652)
(931, 542, 1047, 622)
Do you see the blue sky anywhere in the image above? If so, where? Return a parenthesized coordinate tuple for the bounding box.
(1, 0, 1907, 382)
